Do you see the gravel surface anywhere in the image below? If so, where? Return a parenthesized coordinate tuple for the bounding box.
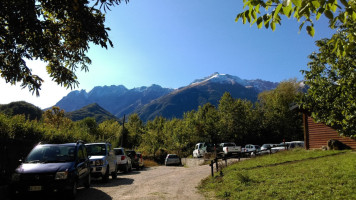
(76, 165, 212, 200)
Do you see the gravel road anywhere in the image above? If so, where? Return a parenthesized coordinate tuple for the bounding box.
(76, 164, 212, 200)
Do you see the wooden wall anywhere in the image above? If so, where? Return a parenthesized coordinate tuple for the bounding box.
(304, 114, 356, 150)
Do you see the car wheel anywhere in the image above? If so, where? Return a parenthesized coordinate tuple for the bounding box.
(111, 166, 117, 179)
(102, 166, 109, 183)
(124, 163, 129, 173)
(67, 181, 77, 200)
(84, 173, 91, 189)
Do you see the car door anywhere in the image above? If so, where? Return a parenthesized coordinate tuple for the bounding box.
(77, 145, 89, 184)
(107, 144, 116, 172)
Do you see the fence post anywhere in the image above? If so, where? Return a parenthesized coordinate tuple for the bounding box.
(225, 157, 227, 167)
(210, 160, 214, 177)
(215, 158, 218, 172)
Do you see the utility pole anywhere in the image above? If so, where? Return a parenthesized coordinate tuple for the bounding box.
(121, 114, 126, 147)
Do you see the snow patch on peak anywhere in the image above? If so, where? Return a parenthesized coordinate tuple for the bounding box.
(190, 72, 247, 86)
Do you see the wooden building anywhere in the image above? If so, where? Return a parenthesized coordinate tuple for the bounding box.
(303, 114, 356, 150)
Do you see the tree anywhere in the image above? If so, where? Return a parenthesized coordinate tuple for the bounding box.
(236, 0, 356, 57)
(126, 114, 144, 148)
(43, 106, 72, 129)
(98, 119, 121, 144)
(218, 92, 255, 144)
(0, 0, 128, 95)
(258, 80, 304, 141)
(301, 21, 356, 137)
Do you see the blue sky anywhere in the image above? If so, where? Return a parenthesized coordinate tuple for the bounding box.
(0, 0, 334, 109)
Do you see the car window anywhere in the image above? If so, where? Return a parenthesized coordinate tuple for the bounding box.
(25, 145, 76, 163)
(77, 146, 85, 161)
(86, 144, 107, 156)
(114, 149, 123, 155)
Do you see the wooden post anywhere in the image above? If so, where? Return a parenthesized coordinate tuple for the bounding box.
(215, 158, 218, 172)
(225, 157, 227, 167)
(210, 160, 214, 177)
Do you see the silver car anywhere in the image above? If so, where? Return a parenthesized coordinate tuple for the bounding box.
(165, 154, 181, 166)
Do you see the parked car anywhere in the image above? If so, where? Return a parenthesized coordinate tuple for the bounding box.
(113, 147, 132, 173)
(165, 154, 181, 166)
(260, 144, 278, 154)
(192, 142, 214, 158)
(137, 152, 144, 169)
(242, 144, 261, 155)
(9, 141, 91, 199)
(217, 142, 242, 158)
(271, 141, 305, 153)
(126, 150, 140, 170)
(85, 142, 117, 182)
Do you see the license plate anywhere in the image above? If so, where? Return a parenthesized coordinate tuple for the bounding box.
(29, 186, 42, 191)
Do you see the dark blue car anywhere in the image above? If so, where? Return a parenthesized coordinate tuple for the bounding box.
(9, 141, 91, 199)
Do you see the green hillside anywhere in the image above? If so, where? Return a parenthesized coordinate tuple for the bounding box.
(65, 103, 118, 123)
(0, 101, 42, 120)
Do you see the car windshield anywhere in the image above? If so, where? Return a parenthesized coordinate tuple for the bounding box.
(168, 155, 178, 158)
(25, 145, 75, 163)
(114, 149, 123, 155)
(86, 144, 106, 156)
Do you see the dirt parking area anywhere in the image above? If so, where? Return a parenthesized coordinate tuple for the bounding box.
(76, 164, 212, 200)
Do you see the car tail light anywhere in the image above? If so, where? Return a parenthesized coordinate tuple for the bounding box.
(135, 154, 137, 159)
(121, 156, 126, 160)
(226, 147, 229, 152)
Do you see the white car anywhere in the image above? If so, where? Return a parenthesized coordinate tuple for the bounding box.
(114, 147, 132, 173)
(271, 141, 305, 153)
(260, 144, 278, 154)
(165, 154, 181, 166)
(86, 142, 117, 182)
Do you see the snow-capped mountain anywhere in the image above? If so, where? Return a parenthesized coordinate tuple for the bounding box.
(55, 84, 173, 117)
(54, 73, 279, 121)
(135, 73, 279, 121)
(191, 72, 247, 86)
(190, 72, 278, 93)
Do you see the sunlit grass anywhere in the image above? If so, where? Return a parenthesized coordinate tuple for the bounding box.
(199, 149, 356, 199)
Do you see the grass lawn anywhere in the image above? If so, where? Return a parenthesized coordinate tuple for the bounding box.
(199, 149, 356, 199)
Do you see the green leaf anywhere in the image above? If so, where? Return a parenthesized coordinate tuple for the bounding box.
(257, 17, 263, 29)
(324, 10, 334, 19)
(291, 0, 302, 7)
(282, 5, 292, 17)
(311, 1, 321, 9)
(299, 21, 306, 32)
(271, 22, 276, 31)
(265, 20, 270, 29)
(316, 7, 325, 20)
(340, 0, 349, 7)
(330, 4, 337, 12)
(352, 12, 356, 21)
(274, 4, 283, 19)
(306, 26, 315, 37)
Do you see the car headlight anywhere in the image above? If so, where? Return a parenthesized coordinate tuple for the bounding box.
(11, 173, 20, 182)
(95, 160, 104, 166)
(55, 171, 68, 180)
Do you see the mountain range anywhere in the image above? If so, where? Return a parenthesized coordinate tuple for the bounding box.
(55, 73, 279, 121)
